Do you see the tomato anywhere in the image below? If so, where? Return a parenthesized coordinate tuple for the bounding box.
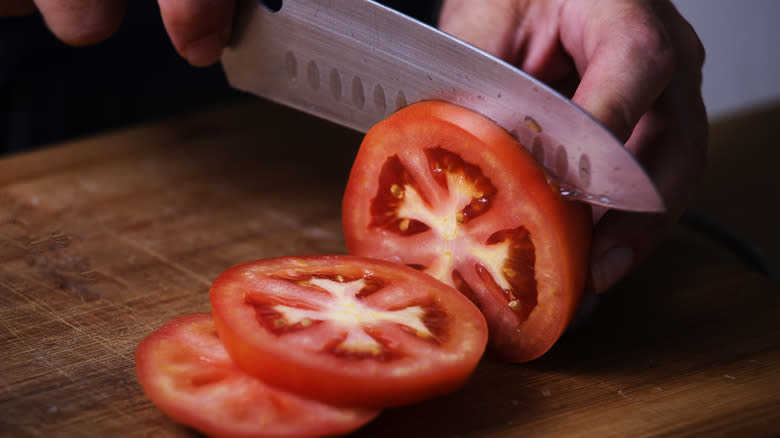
(209, 255, 488, 408)
(135, 313, 380, 438)
(342, 100, 592, 362)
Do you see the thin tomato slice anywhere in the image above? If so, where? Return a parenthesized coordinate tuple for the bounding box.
(342, 100, 592, 362)
(135, 313, 380, 438)
(209, 255, 488, 408)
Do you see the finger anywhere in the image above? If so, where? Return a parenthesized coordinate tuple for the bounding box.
(590, 96, 707, 293)
(560, 0, 676, 142)
(0, 0, 36, 16)
(438, 0, 573, 85)
(588, 2, 707, 293)
(157, 0, 234, 67)
(438, 0, 525, 62)
(32, 0, 126, 46)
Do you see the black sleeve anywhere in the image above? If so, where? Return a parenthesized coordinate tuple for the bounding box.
(0, 1, 441, 155)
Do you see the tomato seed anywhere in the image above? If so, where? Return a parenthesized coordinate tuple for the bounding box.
(390, 184, 404, 198)
(508, 300, 522, 312)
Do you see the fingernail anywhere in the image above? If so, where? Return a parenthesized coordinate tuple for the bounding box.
(592, 247, 633, 294)
(183, 33, 224, 67)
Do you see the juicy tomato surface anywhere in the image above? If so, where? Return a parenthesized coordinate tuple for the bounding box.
(209, 255, 488, 408)
(135, 313, 380, 438)
(342, 100, 592, 362)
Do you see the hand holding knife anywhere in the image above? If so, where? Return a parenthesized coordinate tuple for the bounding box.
(6, 0, 707, 293)
(221, 0, 665, 214)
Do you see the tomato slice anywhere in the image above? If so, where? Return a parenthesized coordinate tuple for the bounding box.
(135, 313, 380, 438)
(342, 100, 592, 362)
(209, 255, 488, 408)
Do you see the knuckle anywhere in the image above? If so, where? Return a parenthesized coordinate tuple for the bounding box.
(630, 22, 676, 78)
(691, 34, 706, 68)
(684, 25, 706, 70)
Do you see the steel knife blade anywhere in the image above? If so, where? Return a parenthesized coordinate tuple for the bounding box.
(221, 0, 665, 212)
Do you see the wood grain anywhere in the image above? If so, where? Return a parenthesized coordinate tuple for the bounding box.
(1, 100, 778, 438)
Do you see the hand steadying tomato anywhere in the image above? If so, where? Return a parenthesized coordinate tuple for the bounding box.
(342, 100, 592, 362)
(134, 313, 380, 438)
(209, 255, 488, 408)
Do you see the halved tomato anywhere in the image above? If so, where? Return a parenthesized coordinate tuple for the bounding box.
(342, 100, 592, 362)
(135, 313, 380, 438)
(209, 255, 488, 408)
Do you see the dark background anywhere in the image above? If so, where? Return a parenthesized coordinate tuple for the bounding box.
(0, 0, 440, 156)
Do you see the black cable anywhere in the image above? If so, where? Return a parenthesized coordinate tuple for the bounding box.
(680, 208, 779, 281)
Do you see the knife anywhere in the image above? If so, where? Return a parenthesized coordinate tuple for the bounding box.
(221, 0, 665, 212)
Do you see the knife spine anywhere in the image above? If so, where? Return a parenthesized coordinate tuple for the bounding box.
(222, 0, 665, 212)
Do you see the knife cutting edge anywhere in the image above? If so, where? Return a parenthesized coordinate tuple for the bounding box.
(220, 0, 665, 212)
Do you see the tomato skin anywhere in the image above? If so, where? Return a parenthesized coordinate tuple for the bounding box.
(342, 100, 592, 362)
(209, 255, 488, 408)
(135, 313, 380, 438)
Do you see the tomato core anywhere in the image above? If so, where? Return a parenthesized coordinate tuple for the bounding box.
(367, 145, 539, 325)
(246, 273, 448, 361)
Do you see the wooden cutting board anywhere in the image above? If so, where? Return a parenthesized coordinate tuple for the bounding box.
(1, 100, 779, 437)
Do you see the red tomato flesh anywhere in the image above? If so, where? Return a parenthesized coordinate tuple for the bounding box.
(135, 313, 380, 438)
(209, 255, 488, 408)
(342, 101, 592, 362)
